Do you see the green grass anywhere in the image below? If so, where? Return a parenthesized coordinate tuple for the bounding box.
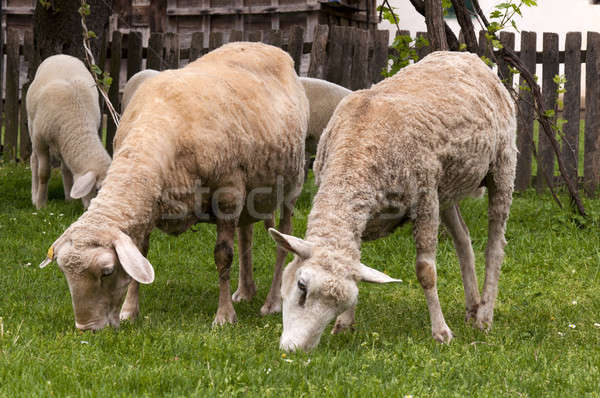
(1, 162, 600, 397)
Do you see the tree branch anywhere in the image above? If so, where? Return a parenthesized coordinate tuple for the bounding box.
(407, 0, 460, 51)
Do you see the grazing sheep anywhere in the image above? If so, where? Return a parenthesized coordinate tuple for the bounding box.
(270, 51, 517, 351)
(121, 69, 160, 111)
(39, 42, 309, 330)
(27, 54, 111, 209)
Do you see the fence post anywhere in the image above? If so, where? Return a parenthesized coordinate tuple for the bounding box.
(370, 29, 389, 84)
(307, 25, 329, 79)
(562, 32, 582, 186)
(287, 26, 304, 74)
(415, 32, 430, 60)
(350, 28, 369, 90)
(127, 31, 143, 80)
(515, 31, 537, 191)
(107, 30, 122, 156)
(4, 28, 19, 161)
(537, 32, 559, 191)
(164, 32, 180, 70)
(147, 32, 164, 70)
(246, 31, 263, 42)
(584, 32, 600, 196)
(189, 32, 204, 62)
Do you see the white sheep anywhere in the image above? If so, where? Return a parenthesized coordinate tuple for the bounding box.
(299, 77, 351, 158)
(27, 54, 111, 209)
(121, 69, 160, 111)
(270, 51, 517, 351)
(118, 72, 350, 316)
(39, 42, 309, 330)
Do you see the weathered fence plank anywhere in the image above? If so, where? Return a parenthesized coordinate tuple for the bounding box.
(4, 28, 20, 161)
(164, 32, 180, 70)
(127, 31, 143, 80)
(537, 32, 559, 191)
(415, 32, 430, 60)
(562, 32, 582, 185)
(584, 32, 600, 195)
(107, 30, 122, 156)
(326, 25, 345, 85)
(209, 32, 224, 52)
(307, 25, 329, 79)
(247, 31, 262, 42)
(287, 26, 304, 74)
(497, 31, 515, 88)
(229, 30, 243, 43)
(515, 31, 537, 191)
(340, 27, 354, 88)
(370, 29, 389, 84)
(264, 30, 282, 48)
(350, 28, 369, 90)
(189, 32, 204, 62)
(147, 32, 164, 70)
(19, 30, 36, 162)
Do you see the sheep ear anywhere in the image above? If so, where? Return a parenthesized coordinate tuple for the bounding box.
(113, 231, 155, 284)
(356, 263, 402, 284)
(70, 171, 97, 199)
(268, 228, 313, 259)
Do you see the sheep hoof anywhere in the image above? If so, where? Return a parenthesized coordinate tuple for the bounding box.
(260, 299, 282, 316)
(212, 307, 237, 327)
(331, 320, 355, 335)
(232, 284, 257, 302)
(465, 305, 479, 323)
(474, 306, 493, 331)
(432, 324, 454, 344)
(119, 307, 139, 322)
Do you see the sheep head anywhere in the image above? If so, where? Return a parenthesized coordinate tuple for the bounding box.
(269, 228, 400, 351)
(40, 227, 154, 331)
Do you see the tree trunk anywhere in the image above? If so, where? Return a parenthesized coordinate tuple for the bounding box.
(34, 0, 112, 62)
(424, 0, 448, 51)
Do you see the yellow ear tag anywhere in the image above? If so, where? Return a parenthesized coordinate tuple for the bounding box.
(47, 246, 54, 260)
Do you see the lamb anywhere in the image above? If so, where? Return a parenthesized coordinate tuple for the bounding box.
(38, 42, 309, 330)
(27, 54, 111, 209)
(269, 51, 517, 351)
(121, 69, 160, 110)
(298, 77, 351, 159)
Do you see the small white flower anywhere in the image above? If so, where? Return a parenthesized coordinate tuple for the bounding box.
(572, 269, 576, 274)
(24, 262, 31, 267)
(266, 368, 271, 374)
(594, 323, 600, 328)
(59, 213, 64, 217)
(50, 213, 54, 216)
(32, 212, 37, 215)
(558, 332, 564, 336)
(572, 300, 577, 305)
(569, 324, 576, 329)
(283, 359, 294, 363)
(42, 231, 46, 234)
(80, 341, 89, 344)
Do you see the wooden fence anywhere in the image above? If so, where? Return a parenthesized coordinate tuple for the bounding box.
(1, 26, 600, 195)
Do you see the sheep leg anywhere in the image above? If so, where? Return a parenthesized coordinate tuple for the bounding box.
(441, 204, 480, 321)
(232, 223, 257, 302)
(34, 148, 51, 209)
(413, 190, 453, 343)
(119, 235, 149, 322)
(475, 171, 513, 331)
(213, 221, 237, 326)
(332, 306, 355, 334)
(261, 202, 296, 316)
(30, 152, 38, 205)
(61, 162, 74, 201)
(263, 214, 275, 231)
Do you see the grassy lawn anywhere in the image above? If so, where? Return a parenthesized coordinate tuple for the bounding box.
(1, 162, 600, 397)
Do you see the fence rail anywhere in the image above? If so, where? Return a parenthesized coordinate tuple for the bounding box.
(1, 26, 599, 195)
